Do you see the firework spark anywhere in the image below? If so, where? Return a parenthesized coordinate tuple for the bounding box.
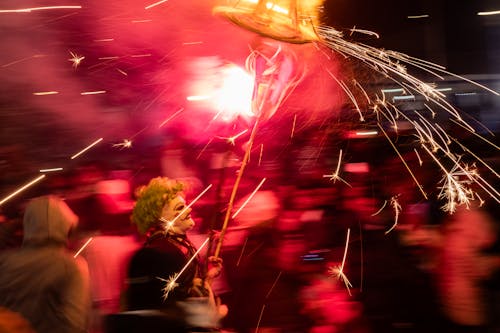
(70, 138, 104, 160)
(255, 304, 266, 333)
(258, 143, 264, 166)
(315, 24, 499, 211)
(33, 91, 58, 96)
(290, 114, 297, 138)
(158, 237, 210, 300)
(159, 108, 184, 128)
(232, 178, 267, 219)
(328, 228, 352, 295)
(68, 51, 85, 69)
(145, 0, 169, 10)
(349, 26, 380, 39)
(112, 139, 132, 149)
(80, 91, 106, 95)
(323, 149, 351, 186)
(0, 175, 46, 206)
(0, 6, 82, 13)
(371, 200, 388, 216)
(436, 161, 478, 213)
(1, 54, 46, 68)
(39, 167, 63, 173)
(216, 129, 248, 146)
(385, 195, 402, 234)
(74, 237, 94, 258)
(265, 271, 282, 299)
(157, 274, 179, 301)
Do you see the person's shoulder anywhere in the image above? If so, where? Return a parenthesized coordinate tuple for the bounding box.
(132, 240, 182, 262)
(149, 236, 182, 252)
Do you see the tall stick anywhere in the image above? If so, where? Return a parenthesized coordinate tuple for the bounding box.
(214, 117, 261, 258)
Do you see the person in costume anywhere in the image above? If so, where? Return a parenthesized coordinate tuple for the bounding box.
(124, 177, 226, 330)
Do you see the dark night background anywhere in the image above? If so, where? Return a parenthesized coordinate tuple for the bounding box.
(324, 0, 500, 75)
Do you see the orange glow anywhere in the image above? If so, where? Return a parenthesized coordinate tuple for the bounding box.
(213, 0, 324, 43)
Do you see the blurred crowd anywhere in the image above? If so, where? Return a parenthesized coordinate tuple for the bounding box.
(0, 129, 499, 333)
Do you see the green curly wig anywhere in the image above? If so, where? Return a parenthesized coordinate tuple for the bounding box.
(131, 177, 185, 234)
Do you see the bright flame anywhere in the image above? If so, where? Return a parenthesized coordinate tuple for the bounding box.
(187, 61, 254, 122)
(213, 65, 254, 121)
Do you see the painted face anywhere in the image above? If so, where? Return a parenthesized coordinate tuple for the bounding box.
(161, 195, 195, 234)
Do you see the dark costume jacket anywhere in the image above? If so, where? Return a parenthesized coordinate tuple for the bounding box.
(126, 229, 207, 311)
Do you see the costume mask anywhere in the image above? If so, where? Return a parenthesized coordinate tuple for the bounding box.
(161, 195, 195, 234)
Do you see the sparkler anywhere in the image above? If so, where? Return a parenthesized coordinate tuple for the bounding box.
(158, 237, 210, 300)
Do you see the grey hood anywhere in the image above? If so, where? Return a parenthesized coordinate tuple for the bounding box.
(23, 195, 78, 246)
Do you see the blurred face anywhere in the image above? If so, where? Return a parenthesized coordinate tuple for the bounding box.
(161, 195, 195, 234)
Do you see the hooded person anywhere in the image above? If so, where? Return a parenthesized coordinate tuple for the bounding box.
(0, 195, 90, 333)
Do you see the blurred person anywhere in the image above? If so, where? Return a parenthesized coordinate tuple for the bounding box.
(160, 135, 203, 197)
(65, 162, 106, 235)
(221, 189, 307, 333)
(117, 177, 225, 332)
(436, 203, 500, 332)
(299, 270, 368, 333)
(0, 195, 91, 333)
(0, 210, 23, 250)
(80, 173, 141, 333)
